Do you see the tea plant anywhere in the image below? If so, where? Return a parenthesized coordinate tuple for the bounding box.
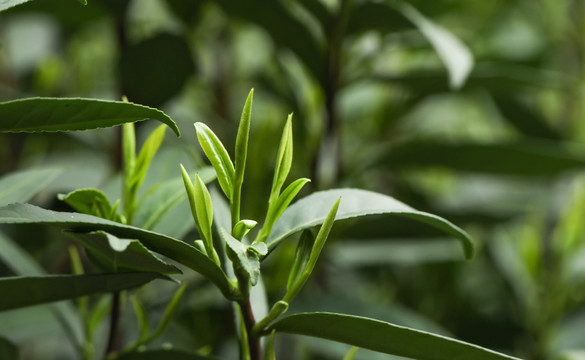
(0, 89, 523, 360)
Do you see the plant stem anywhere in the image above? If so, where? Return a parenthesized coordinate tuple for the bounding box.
(241, 300, 261, 360)
(105, 291, 121, 356)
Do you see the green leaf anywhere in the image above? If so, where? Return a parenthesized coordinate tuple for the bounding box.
(343, 347, 359, 360)
(130, 296, 150, 344)
(232, 89, 254, 226)
(0, 273, 160, 312)
(131, 124, 167, 193)
(492, 96, 561, 140)
(64, 231, 180, 274)
(258, 178, 310, 243)
(381, 141, 585, 176)
(267, 312, 521, 360)
(115, 349, 221, 360)
(0, 0, 31, 11)
(265, 330, 277, 360)
(284, 198, 340, 303)
(267, 189, 474, 259)
(220, 227, 261, 286)
(0, 336, 18, 360)
(194, 122, 235, 200)
(145, 283, 187, 344)
(0, 98, 180, 136)
(287, 230, 314, 291)
(391, 0, 473, 89)
(0, 168, 62, 207)
(133, 167, 216, 230)
(233, 219, 258, 241)
(0, 232, 84, 347)
(59, 188, 122, 222)
(271, 114, 294, 198)
(0, 203, 234, 298)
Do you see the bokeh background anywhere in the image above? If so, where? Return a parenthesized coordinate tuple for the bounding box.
(2, 0, 585, 359)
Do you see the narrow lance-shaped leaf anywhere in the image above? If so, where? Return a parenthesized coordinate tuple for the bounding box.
(131, 124, 167, 192)
(0, 168, 62, 207)
(270, 114, 294, 200)
(181, 166, 220, 265)
(267, 312, 521, 360)
(0, 97, 180, 136)
(131, 296, 150, 344)
(195, 122, 235, 200)
(286, 230, 314, 291)
(123, 122, 137, 220)
(0, 203, 235, 299)
(0, 273, 160, 312)
(283, 198, 340, 302)
(232, 89, 254, 226)
(267, 189, 474, 259)
(256, 178, 310, 243)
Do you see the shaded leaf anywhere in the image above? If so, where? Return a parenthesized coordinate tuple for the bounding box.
(131, 124, 167, 194)
(119, 32, 195, 107)
(115, 348, 221, 360)
(220, 228, 261, 286)
(267, 189, 474, 259)
(59, 188, 122, 222)
(0, 168, 62, 207)
(268, 312, 521, 360)
(65, 231, 180, 274)
(0, 273, 159, 312)
(0, 204, 233, 298)
(382, 141, 585, 175)
(271, 114, 294, 198)
(0, 98, 180, 136)
(492, 96, 561, 140)
(0, 336, 18, 360)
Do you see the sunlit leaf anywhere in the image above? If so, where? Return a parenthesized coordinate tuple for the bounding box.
(0, 98, 180, 136)
(268, 312, 521, 360)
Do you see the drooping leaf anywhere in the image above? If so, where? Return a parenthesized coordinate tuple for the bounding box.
(58, 188, 122, 222)
(0, 336, 18, 360)
(119, 32, 195, 107)
(267, 189, 474, 259)
(391, 0, 473, 89)
(0, 168, 62, 207)
(0, 98, 180, 136)
(0, 273, 160, 312)
(381, 141, 585, 176)
(115, 349, 220, 360)
(194, 123, 235, 200)
(0, 203, 234, 298)
(133, 167, 216, 230)
(267, 312, 521, 360)
(64, 231, 180, 274)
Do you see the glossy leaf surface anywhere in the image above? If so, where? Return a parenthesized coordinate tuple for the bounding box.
(267, 189, 474, 259)
(195, 123, 235, 200)
(0, 168, 62, 207)
(268, 312, 521, 360)
(0, 273, 159, 311)
(0, 97, 180, 136)
(0, 203, 233, 297)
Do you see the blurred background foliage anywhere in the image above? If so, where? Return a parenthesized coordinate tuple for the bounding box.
(2, 0, 585, 359)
